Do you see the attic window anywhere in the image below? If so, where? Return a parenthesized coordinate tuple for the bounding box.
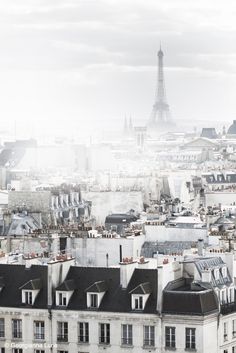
(222, 267, 227, 278)
(56, 292, 68, 307)
(90, 294, 98, 308)
(214, 269, 219, 280)
(25, 291, 32, 305)
(134, 296, 143, 310)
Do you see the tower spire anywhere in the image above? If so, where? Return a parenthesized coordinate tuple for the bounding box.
(149, 46, 172, 126)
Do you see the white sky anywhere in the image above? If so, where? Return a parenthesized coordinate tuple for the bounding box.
(1, 0, 236, 138)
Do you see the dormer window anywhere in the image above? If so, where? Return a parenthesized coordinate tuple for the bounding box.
(130, 282, 151, 311)
(90, 294, 98, 308)
(85, 281, 107, 309)
(25, 291, 33, 305)
(55, 279, 75, 307)
(214, 269, 219, 280)
(134, 296, 143, 310)
(222, 267, 227, 278)
(57, 292, 67, 306)
(20, 278, 42, 306)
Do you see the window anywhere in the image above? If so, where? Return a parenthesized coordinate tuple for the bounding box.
(0, 349, 5, 353)
(12, 350, 22, 353)
(78, 322, 89, 343)
(25, 291, 32, 305)
(233, 348, 236, 353)
(34, 321, 45, 340)
(58, 292, 67, 306)
(165, 326, 175, 348)
(90, 294, 98, 308)
(12, 319, 22, 339)
(35, 351, 45, 353)
(57, 322, 68, 342)
(215, 269, 219, 280)
(222, 290, 227, 304)
(185, 328, 196, 349)
(121, 325, 132, 346)
(224, 322, 228, 341)
(99, 323, 110, 345)
(143, 326, 155, 347)
(0, 319, 4, 338)
(222, 267, 227, 278)
(233, 320, 236, 337)
(57, 351, 68, 353)
(134, 296, 143, 310)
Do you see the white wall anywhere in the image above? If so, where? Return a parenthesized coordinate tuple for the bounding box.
(145, 225, 208, 243)
(73, 234, 145, 267)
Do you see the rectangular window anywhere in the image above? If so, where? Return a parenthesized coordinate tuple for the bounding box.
(165, 326, 175, 348)
(233, 320, 236, 337)
(90, 294, 98, 308)
(78, 322, 89, 343)
(12, 319, 22, 339)
(0, 319, 4, 338)
(134, 296, 143, 310)
(57, 322, 68, 342)
(25, 291, 32, 305)
(0, 349, 5, 353)
(186, 328, 196, 349)
(121, 324, 132, 346)
(57, 351, 68, 353)
(34, 321, 45, 340)
(35, 351, 45, 353)
(144, 325, 155, 347)
(99, 323, 110, 345)
(224, 322, 228, 341)
(58, 293, 67, 306)
(12, 350, 22, 353)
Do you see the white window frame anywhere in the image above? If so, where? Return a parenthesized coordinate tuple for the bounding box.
(165, 326, 175, 348)
(185, 328, 196, 349)
(99, 323, 110, 345)
(0, 319, 4, 338)
(34, 321, 45, 340)
(78, 322, 89, 343)
(121, 324, 132, 346)
(143, 325, 155, 347)
(57, 322, 68, 342)
(12, 319, 22, 339)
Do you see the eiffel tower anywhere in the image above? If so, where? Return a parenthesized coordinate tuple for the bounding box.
(148, 47, 174, 129)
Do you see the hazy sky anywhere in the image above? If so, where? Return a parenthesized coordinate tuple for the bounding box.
(1, 0, 236, 137)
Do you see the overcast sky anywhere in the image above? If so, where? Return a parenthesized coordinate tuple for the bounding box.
(1, 0, 236, 138)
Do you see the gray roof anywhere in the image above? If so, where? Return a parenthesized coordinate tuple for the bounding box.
(163, 278, 219, 315)
(227, 120, 236, 135)
(195, 257, 232, 287)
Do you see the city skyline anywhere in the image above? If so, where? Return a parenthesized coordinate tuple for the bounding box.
(0, 0, 236, 136)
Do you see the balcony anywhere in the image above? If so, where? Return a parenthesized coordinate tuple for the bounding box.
(221, 302, 236, 315)
(57, 335, 68, 342)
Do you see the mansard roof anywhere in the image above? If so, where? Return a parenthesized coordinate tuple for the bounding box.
(56, 279, 76, 291)
(162, 278, 219, 315)
(85, 280, 108, 293)
(57, 267, 158, 313)
(129, 282, 152, 295)
(0, 264, 47, 308)
(20, 278, 42, 290)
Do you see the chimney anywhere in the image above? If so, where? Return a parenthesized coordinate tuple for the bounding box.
(120, 259, 137, 289)
(156, 266, 163, 313)
(197, 239, 204, 256)
(47, 257, 75, 307)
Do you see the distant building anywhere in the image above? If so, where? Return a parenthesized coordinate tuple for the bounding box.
(227, 120, 236, 139)
(200, 128, 218, 139)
